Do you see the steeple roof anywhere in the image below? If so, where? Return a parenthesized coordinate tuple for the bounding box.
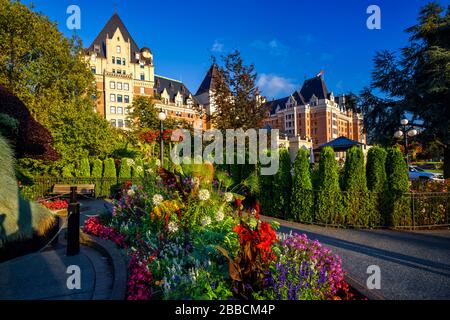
(195, 64, 220, 96)
(299, 74, 329, 101)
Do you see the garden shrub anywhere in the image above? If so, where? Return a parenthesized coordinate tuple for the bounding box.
(133, 158, 144, 178)
(119, 158, 132, 179)
(385, 148, 411, 226)
(102, 158, 117, 197)
(91, 159, 103, 197)
(61, 164, 75, 178)
(315, 147, 342, 225)
(291, 148, 313, 223)
(342, 147, 373, 227)
(366, 146, 388, 225)
(273, 149, 292, 219)
(78, 158, 91, 178)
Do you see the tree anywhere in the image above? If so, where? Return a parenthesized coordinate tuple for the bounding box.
(342, 147, 372, 226)
(119, 158, 132, 179)
(315, 147, 342, 225)
(291, 148, 313, 223)
(273, 149, 292, 219)
(209, 51, 267, 130)
(366, 146, 388, 226)
(78, 158, 90, 178)
(128, 96, 159, 131)
(91, 158, 103, 197)
(102, 158, 117, 197)
(360, 3, 450, 178)
(385, 148, 410, 226)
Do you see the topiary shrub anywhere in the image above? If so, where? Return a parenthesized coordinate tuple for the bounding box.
(366, 146, 388, 226)
(61, 164, 75, 178)
(78, 158, 91, 178)
(133, 158, 144, 178)
(273, 148, 292, 219)
(0, 134, 55, 248)
(102, 158, 117, 197)
(91, 159, 103, 197)
(119, 158, 132, 180)
(291, 148, 313, 223)
(315, 147, 342, 225)
(342, 146, 373, 227)
(385, 148, 411, 227)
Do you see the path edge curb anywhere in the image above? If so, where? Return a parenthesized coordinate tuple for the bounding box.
(80, 232, 127, 300)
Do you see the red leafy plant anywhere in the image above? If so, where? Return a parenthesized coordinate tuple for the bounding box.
(83, 217, 126, 247)
(217, 201, 278, 299)
(40, 199, 69, 211)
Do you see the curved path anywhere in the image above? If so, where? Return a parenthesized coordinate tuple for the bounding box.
(263, 216, 450, 300)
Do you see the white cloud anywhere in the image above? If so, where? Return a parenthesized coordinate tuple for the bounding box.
(250, 39, 289, 57)
(257, 74, 297, 99)
(211, 40, 224, 53)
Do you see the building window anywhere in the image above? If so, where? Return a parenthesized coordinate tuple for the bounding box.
(117, 69, 122, 75)
(112, 69, 116, 74)
(117, 82, 122, 90)
(110, 94, 116, 102)
(118, 119, 124, 128)
(94, 45, 100, 53)
(140, 87, 145, 94)
(123, 58, 126, 66)
(124, 83, 129, 91)
(116, 46, 121, 53)
(140, 73, 145, 81)
(124, 95, 130, 103)
(140, 63, 145, 69)
(112, 56, 115, 64)
(123, 70, 126, 75)
(110, 106, 116, 114)
(91, 66, 96, 74)
(111, 119, 117, 127)
(117, 94, 123, 103)
(117, 107, 123, 114)
(110, 81, 115, 89)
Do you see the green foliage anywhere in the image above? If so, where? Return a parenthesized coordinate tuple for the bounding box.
(0, 113, 19, 140)
(128, 96, 159, 131)
(291, 149, 313, 222)
(273, 149, 292, 219)
(78, 158, 91, 178)
(366, 146, 388, 225)
(315, 147, 342, 225)
(385, 148, 411, 226)
(61, 164, 75, 178)
(0, 134, 55, 248)
(133, 158, 144, 178)
(119, 158, 132, 179)
(91, 159, 103, 197)
(101, 158, 117, 197)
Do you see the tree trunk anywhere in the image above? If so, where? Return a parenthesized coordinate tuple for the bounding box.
(444, 144, 450, 179)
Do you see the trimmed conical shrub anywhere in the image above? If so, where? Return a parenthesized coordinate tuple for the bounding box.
(315, 147, 342, 225)
(342, 146, 372, 226)
(62, 164, 74, 178)
(366, 146, 388, 226)
(291, 148, 313, 222)
(78, 158, 91, 178)
(133, 158, 144, 178)
(102, 158, 117, 197)
(119, 158, 132, 179)
(385, 148, 410, 226)
(273, 148, 292, 219)
(91, 159, 103, 197)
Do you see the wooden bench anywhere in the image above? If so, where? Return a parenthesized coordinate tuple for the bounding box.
(52, 184, 96, 198)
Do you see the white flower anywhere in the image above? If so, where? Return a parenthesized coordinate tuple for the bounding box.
(146, 168, 154, 174)
(192, 177, 200, 188)
(216, 209, 224, 222)
(126, 159, 135, 167)
(202, 216, 212, 226)
(153, 194, 164, 206)
(135, 166, 143, 173)
(168, 221, 179, 233)
(127, 189, 136, 197)
(198, 189, 210, 201)
(224, 192, 233, 203)
(155, 159, 161, 167)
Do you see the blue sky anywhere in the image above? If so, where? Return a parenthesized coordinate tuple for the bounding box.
(24, 0, 445, 99)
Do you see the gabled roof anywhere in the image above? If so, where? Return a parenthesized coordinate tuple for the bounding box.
(155, 75, 198, 104)
(87, 13, 144, 63)
(195, 64, 220, 96)
(292, 91, 307, 105)
(265, 96, 289, 115)
(315, 136, 364, 152)
(300, 75, 329, 101)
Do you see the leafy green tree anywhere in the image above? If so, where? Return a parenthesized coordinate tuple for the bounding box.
(102, 158, 117, 197)
(291, 148, 313, 223)
(315, 147, 342, 225)
(128, 96, 159, 131)
(342, 147, 372, 226)
(385, 148, 411, 226)
(209, 51, 267, 130)
(61, 164, 74, 178)
(273, 149, 292, 219)
(91, 159, 103, 197)
(119, 158, 132, 179)
(78, 158, 90, 178)
(360, 3, 450, 178)
(366, 146, 388, 225)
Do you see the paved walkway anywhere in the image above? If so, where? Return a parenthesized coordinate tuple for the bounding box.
(264, 216, 450, 300)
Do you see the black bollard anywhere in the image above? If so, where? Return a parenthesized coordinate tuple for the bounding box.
(66, 186, 80, 256)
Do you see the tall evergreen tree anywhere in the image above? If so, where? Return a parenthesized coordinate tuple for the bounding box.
(273, 149, 292, 219)
(291, 148, 314, 223)
(78, 158, 91, 178)
(91, 158, 103, 197)
(366, 146, 388, 225)
(102, 158, 117, 197)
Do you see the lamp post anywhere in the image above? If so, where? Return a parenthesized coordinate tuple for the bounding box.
(158, 109, 166, 167)
(394, 119, 418, 165)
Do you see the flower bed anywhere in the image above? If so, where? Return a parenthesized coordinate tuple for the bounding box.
(40, 199, 69, 211)
(83, 164, 355, 300)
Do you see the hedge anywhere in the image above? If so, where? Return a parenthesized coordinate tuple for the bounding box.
(273, 148, 292, 219)
(291, 148, 313, 222)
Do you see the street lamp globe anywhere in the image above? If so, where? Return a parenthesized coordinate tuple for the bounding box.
(158, 111, 167, 122)
(400, 119, 409, 126)
(394, 131, 404, 139)
(408, 129, 418, 137)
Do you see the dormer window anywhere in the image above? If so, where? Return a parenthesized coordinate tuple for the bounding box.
(94, 45, 100, 53)
(116, 45, 121, 53)
(135, 53, 140, 60)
